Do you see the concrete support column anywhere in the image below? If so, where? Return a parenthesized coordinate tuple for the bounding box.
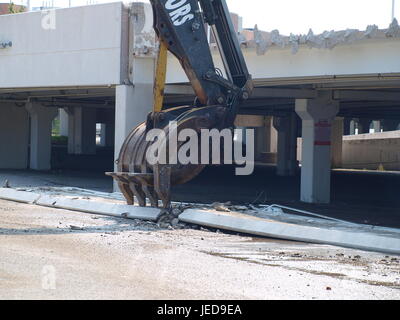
(114, 84, 154, 164)
(99, 124, 107, 147)
(373, 120, 382, 133)
(66, 106, 97, 155)
(350, 120, 356, 135)
(358, 119, 371, 134)
(295, 93, 339, 204)
(254, 126, 266, 161)
(59, 108, 69, 136)
(331, 117, 343, 168)
(343, 118, 352, 136)
(26, 102, 58, 170)
(0, 103, 29, 169)
(105, 121, 115, 147)
(99, 122, 115, 148)
(265, 116, 278, 163)
(273, 113, 298, 176)
(382, 119, 399, 132)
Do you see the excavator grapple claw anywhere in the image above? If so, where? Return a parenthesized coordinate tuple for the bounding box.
(107, 0, 252, 208)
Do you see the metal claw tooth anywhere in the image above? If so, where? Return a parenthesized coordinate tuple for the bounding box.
(129, 182, 146, 207)
(119, 182, 135, 205)
(142, 185, 159, 208)
(106, 173, 134, 205)
(154, 164, 172, 209)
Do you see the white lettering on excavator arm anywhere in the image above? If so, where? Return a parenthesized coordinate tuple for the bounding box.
(165, 0, 194, 26)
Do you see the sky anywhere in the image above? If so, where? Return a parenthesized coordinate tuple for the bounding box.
(15, 0, 400, 35)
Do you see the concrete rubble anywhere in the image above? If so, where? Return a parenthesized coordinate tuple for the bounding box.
(0, 187, 399, 255)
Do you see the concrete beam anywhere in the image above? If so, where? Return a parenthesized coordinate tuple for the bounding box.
(334, 90, 400, 101)
(234, 115, 265, 127)
(179, 209, 400, 254)
(252, 88, 316, 99)
(164, 84, 194, 95)
(0, 188, 161, 221)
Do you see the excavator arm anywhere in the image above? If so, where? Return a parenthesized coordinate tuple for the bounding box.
(107, 0, 253, 209)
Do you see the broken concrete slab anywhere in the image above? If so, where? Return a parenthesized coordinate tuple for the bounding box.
(179, 209, 400, 255)
(36, 194, 161, 221)
(0, 188, 161, 221)
(0, 188, 41, 204)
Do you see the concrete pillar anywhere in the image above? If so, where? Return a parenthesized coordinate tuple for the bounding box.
(254, 126, 266, 161)
(373, 120, 382, 133)
(295, 93, 339, 204)
(343, 118, 351, 136)
(114, 83, 154, 191)
(250, 116, 277, 162)
(269, 117, 278, 154)
(331, 117, 343, 168)
(98, 122, 115, 148)
(114, 83, 154, 162)
(382, 119, 399, 132)
(59, 108, 69, 136)
(114, 48, 155, 162)
(26, 102, 58, 170)
(106, 122, 115, 147)
(350, 120, 356, 135)
(273, 113, 298, 176)
(0, 103, 29, 169)
(99, 124, 106, 147)
(358, 119, 371, 134)
(66, 106, 97, 155)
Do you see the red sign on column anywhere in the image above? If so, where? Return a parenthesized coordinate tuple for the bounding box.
(314, 120, 331, 146)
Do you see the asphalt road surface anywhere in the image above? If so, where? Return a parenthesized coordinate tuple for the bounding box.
(0, 199, 399, 300)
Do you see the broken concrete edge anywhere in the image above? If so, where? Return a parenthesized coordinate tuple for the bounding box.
(179, 209, 400, 255)
(0, 188, 161, 222)
(249, 18, 400, 55)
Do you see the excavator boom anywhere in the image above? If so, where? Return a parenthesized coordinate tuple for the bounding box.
(107, 0, 253, 209)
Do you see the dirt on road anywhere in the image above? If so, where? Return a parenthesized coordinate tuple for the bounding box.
(0, 199, 399, 300)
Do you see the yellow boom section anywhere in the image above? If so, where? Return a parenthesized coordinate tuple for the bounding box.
(153, 41, 168, 113)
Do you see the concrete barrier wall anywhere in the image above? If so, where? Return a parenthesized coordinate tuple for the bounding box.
(0, 3, 123, 88)
(297, 131, 400, 171)
(342, 131, 400, 171)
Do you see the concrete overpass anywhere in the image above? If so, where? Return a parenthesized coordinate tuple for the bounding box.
(1, 2, 400, 204)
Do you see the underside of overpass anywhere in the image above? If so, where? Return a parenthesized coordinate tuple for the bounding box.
(1, 74, 400, 213)
(1, 2, 400, 228)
